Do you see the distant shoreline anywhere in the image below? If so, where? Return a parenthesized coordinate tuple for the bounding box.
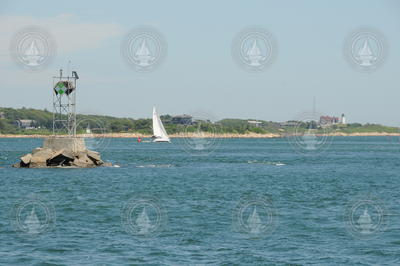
(0, 132, 399, 139)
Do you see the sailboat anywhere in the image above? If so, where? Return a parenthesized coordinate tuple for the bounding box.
(152, 106, 170, 143)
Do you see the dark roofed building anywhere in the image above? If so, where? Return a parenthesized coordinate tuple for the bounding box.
(319, 116, 339, 125)
(247, 120, 262, 127)
(171, 115, 193, 125)
(15, 119, 38, 129)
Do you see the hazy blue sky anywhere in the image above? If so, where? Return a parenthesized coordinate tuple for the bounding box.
(0, 0, 399, 125)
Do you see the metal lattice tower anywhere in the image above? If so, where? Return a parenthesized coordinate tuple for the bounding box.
(52, 69, 79, 136)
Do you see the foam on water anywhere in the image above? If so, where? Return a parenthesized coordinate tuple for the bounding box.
(247, 160, 286, 166)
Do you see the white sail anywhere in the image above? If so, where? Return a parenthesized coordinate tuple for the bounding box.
(152, 106, 170, 142)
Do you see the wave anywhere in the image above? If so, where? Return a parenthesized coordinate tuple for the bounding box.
(136, 164, 175, 168)
(247, 160, 286, 166)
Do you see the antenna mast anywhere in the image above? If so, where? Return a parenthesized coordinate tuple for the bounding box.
(312, 96, 316, 115)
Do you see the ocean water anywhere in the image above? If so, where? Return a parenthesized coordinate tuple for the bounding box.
(0, 137, 399, 265)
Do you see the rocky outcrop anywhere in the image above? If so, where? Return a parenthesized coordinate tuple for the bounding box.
(13, 148, 106, 168)
(13, 137, 110, 168)
(20, 153, 32, 165)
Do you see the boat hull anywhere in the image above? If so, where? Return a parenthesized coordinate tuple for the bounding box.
(153, 139, 171, 143)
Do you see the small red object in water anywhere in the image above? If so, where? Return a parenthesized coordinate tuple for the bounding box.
(137, 137, 142, 143)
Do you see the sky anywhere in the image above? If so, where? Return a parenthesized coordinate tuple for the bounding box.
(0, 0, 399, 125)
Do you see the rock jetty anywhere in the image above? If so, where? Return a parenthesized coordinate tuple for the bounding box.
(13, 137, 110, 168)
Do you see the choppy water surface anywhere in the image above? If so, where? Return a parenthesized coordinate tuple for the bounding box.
(0, 137, 399, 265)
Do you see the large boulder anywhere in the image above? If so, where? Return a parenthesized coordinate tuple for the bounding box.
(86, 150, 103, 165)
(30, 148, 53, 168)
(73, 153, 95, 168)
(20, 153, 32, 165)
(87, 150, 100, 161)
(32, 148, 42, 154)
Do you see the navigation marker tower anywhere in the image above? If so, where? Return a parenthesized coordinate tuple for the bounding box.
(12, 68, 109, 168)
(52, 69, 79, 136)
